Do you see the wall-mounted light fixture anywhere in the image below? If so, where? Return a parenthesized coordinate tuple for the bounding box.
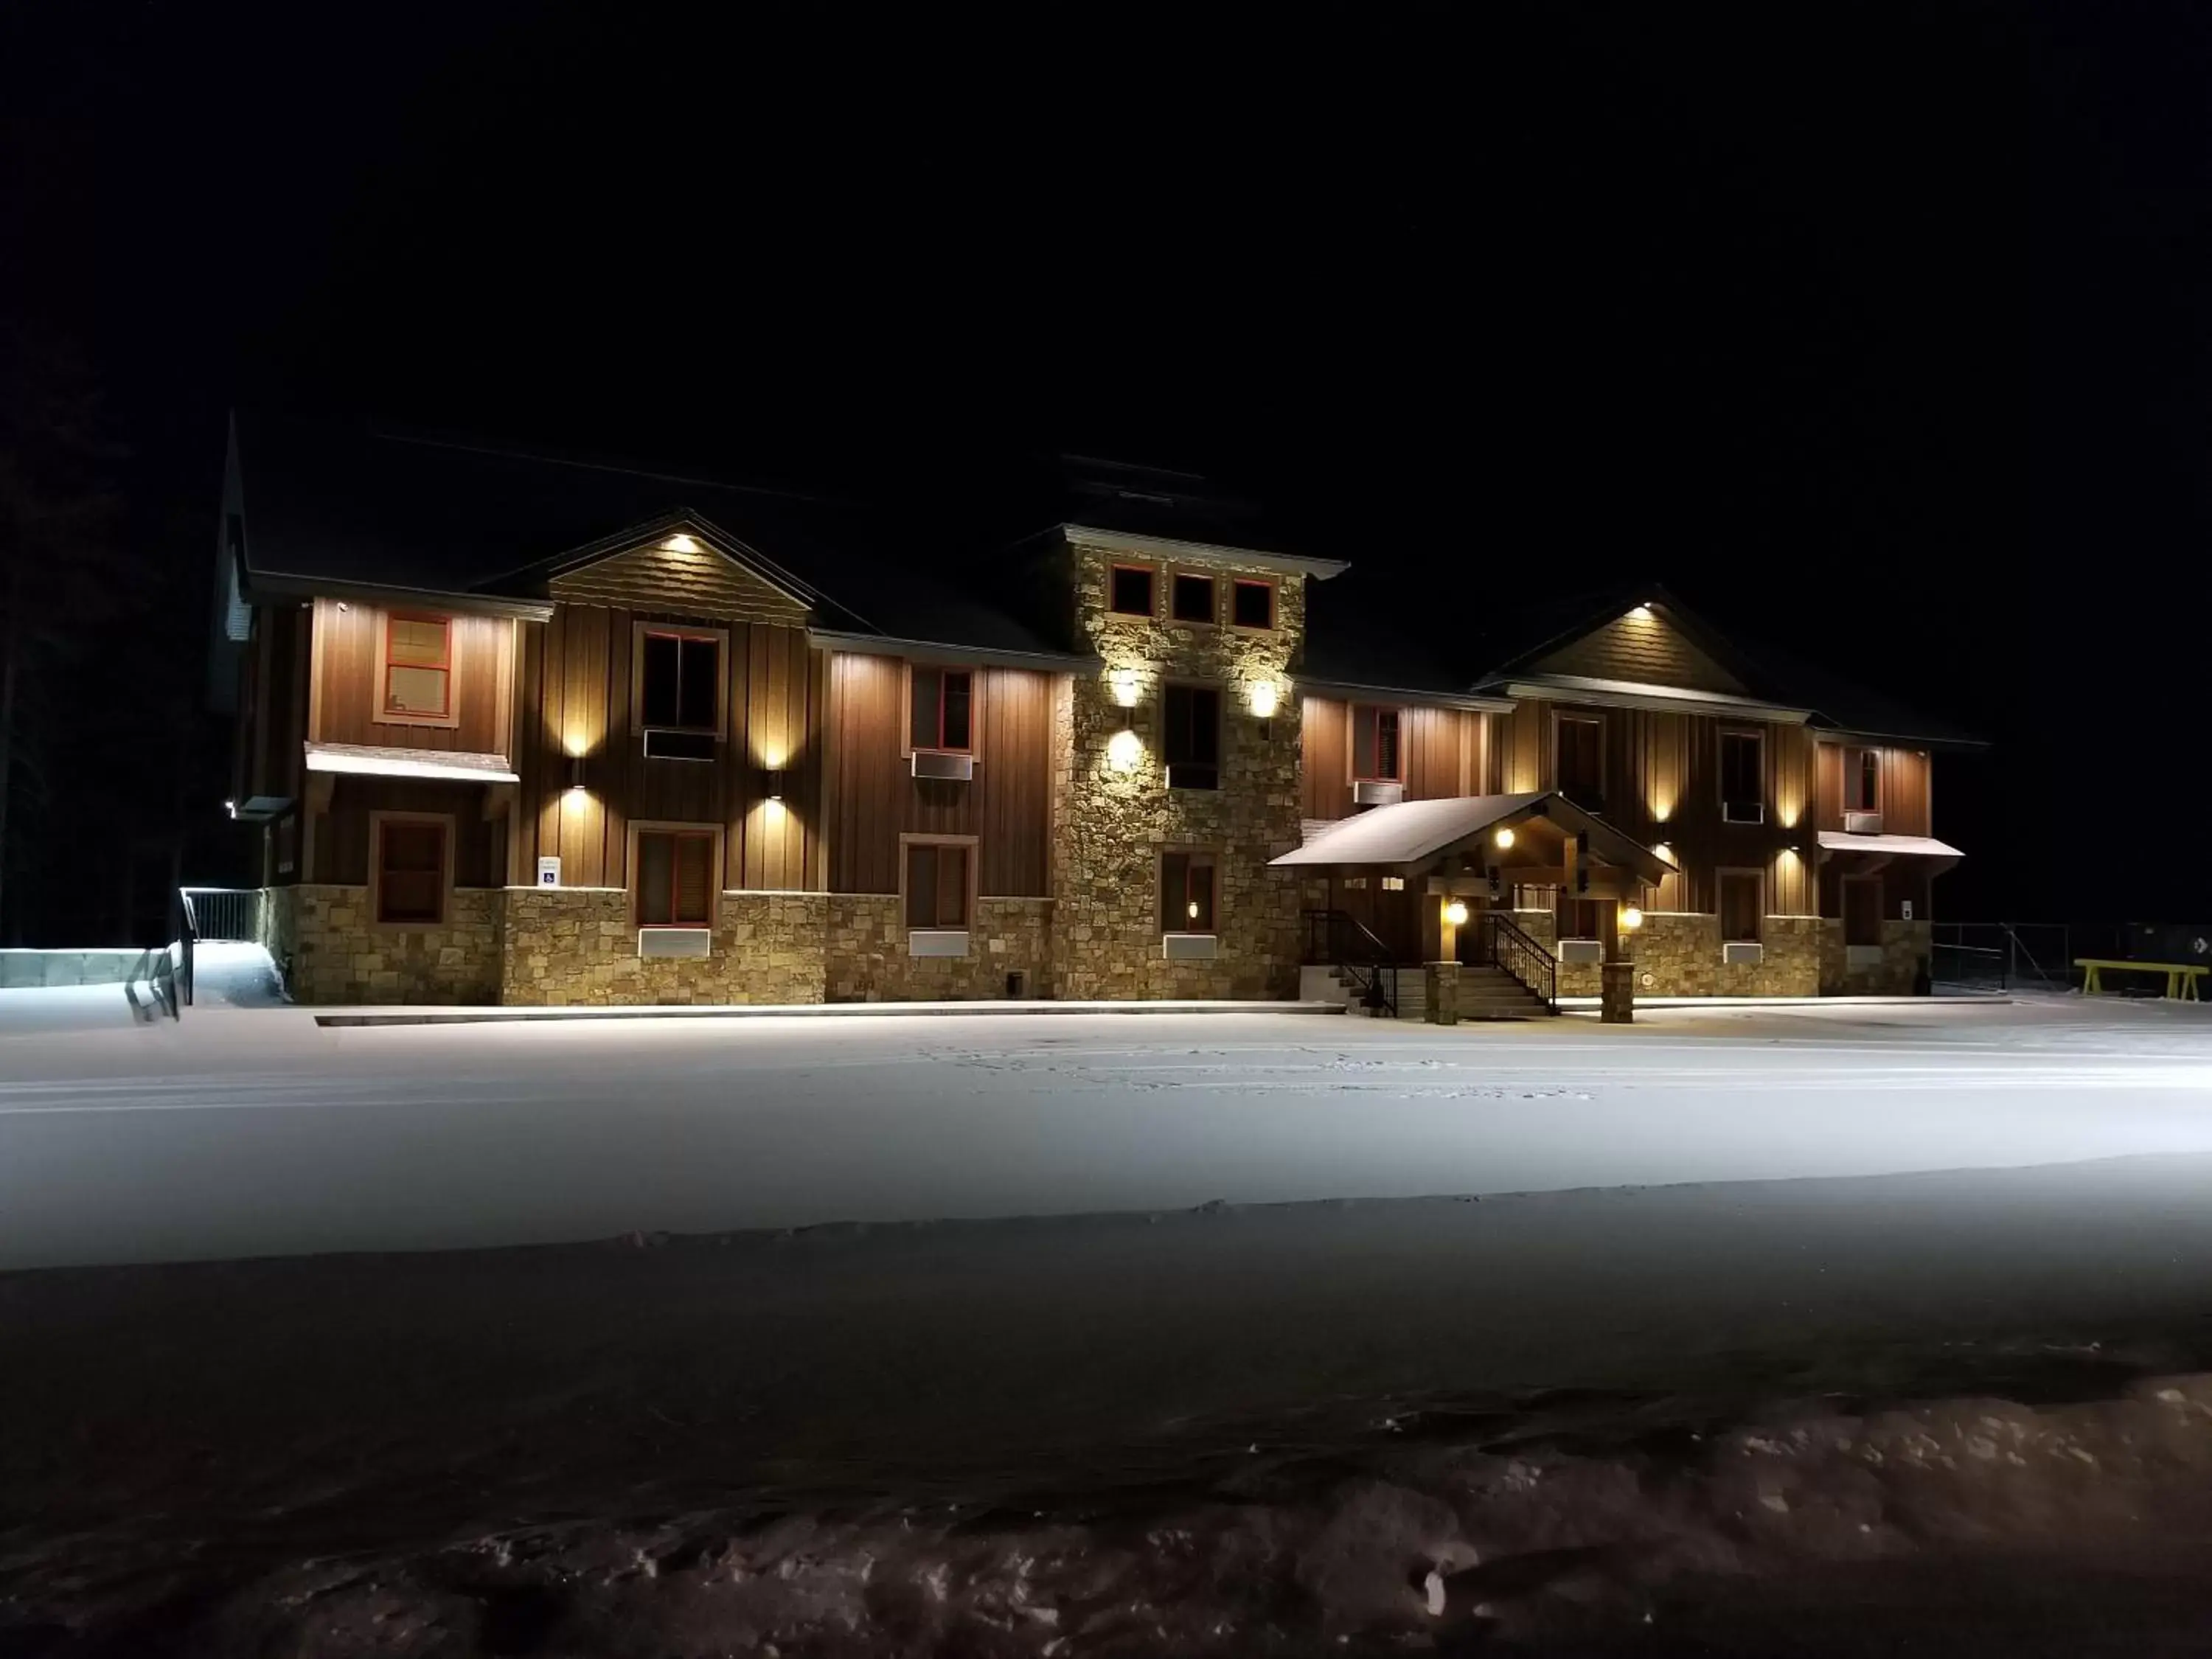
(765, 768, 785, 801)
(1110, 668, 1141, 708)
(1443, 899, 1470, 928)
(661, 533, 700, 553)
(1627, 603, 1654, 620)
(567, 756, 587, 793)
(1493, 826, 1516, 851)
(1107, 727, 1144, 771)
(1247, 678, 1280, 720)
(1621, 905, 1645, 931)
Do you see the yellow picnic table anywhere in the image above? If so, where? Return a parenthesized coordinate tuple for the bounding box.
(2076, 959, 2207, 1000)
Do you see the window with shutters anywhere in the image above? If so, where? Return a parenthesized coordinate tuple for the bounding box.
(635, 829, 716, 927)
(908, 666, 974, 752)
(372, 815, 449, 925)
(380, 613, 454, 724)
(1352, 704, 1402, 782)
(1160, 850, 1217, 933)
(1162, 684, 1221, 790)
(1719, 869, 1763, 942)
(903, 840, 972, 928)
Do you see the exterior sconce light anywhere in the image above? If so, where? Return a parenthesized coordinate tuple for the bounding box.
(1247, 678, 1280, 720)
(661, 533, 700, 553)
(1107, 727, 1144, 771)
(1110, 669, 1141, 708)
(567, 756, 586, 793)
(1492, 826, 1515, 850)
(1443, 900, 1470, 928)
(1187, 900, 1201, 921)
(1621, 905, 1644, 931)
(765, 768, 785, 801)
(1627, 604, 1654, 620)
(223, 799, 237, 818)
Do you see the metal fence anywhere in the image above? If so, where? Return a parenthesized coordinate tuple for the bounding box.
(180, 887, 262, 944)
(1933, 921, 2212, 995)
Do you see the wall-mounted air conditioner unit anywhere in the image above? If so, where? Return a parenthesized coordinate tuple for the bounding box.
(911, 751, 975, 782)
(1846, 944, 1885, 968)
(1722, 941, 1764, 965)
(637, 927, 712, 959)
(1722, 800, 1765, 824)
(1843, 810, 1884, 835)
(642, 728, 715, 762)
(908, 928, 970, 958)
(1162, 932, 1218, 961)
(1559, 939, 1604, 964)
(1352, 779, 1405, 807)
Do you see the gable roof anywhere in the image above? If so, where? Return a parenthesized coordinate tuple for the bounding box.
(1271, 792, 1677, 884)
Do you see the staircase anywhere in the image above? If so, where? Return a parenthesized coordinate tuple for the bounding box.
(1301, 961, 1424, 1018)
(1456, 963, 1550, 1020)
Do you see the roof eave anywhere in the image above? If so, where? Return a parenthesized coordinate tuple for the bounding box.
(1293, 675, 1515, 713)
(243, 571, 554, 622)
(808, 628, 1101, 674)
(1492, 676, 1814, 723)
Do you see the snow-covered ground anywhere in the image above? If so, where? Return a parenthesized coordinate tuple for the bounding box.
(5, 990, 2212, 1267)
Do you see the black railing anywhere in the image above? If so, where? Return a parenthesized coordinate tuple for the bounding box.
(1301, 907, 1403, 1018)
(182, 886, 261, 942)
(1478, 911, 1557, 1012)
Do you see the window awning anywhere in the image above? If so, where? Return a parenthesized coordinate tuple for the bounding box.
(1272, 793, 1677, 885)
(1816, 830, 1964, 859)
(305, 741, 519, 785)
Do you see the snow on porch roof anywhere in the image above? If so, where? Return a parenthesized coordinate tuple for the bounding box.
(1273, 793, 1676, 881)
(1815, 830, 1964, 859)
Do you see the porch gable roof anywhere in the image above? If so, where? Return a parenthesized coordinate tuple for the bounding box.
(1271, 793, 1677, 884)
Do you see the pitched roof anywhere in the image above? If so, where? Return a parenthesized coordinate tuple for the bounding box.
(1271, 792, 1677, 883)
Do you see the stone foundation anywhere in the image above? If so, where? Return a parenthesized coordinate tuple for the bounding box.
(267, 883, 501, 1005)
(1821, 918, 1932, 995)
(826, 896, 1055, 1002)
(498, 888, 828, 1006)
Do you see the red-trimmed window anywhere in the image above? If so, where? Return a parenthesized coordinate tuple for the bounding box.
(641, 631, 720, 733)
(909, 667, 973, 751)
(905, 843, 970, 928)
(383, 615, 451, 718)
(1557, 714, 1603, 804)
(1171, 572, 1216, 624)
(636, 830, 714, 927)
(1720, 730, 1763, 808)
(1161, 850, 1217, 933)
(1846, 746, 1881, 813)
(1109, 564, 1156, 616)
(1352, 704, 1402, 782)
(1230, 578, 1274, 630)
(376, 820, 446, 925)
(1163, 684, 1221, 789)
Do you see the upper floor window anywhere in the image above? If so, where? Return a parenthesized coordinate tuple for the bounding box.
(1720, 730, 1764, 815)
(1171, 572, 1216, 625)
(1163, 684, 1221, 790)
(382, 614, 453, 722)
(910, 667, 973, 752)
(1230, 578, 1275, 630)
(641, 630, 720, 733)
(1161, 849, 1217, 933)
(1556, 713, 1603, 807)
(905, 841, 972, 929)
(1352, 704, 1402, 782)
(1109, 565, 1156, 617)
(1845, 746, 1881, 813)
(636, 828, 714, 928)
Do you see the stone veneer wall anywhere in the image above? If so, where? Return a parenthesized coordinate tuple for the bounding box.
(1048, 540, 1304, 1001)
(825, 895, 1055, 1001)
(498, 888, 827, 1006)
(269, 883, 502, 1004)
(1820, 918, 1932, 995)
(1517, 908, 1823, 998)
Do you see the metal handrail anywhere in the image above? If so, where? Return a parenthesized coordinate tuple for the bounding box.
(1481, 911, 1557, 1012)
(1301, 907, 1404, 1018)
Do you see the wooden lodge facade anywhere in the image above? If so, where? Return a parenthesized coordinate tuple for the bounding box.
(216, 418, 1972, 1011)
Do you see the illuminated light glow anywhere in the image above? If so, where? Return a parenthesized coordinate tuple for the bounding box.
(1627, 604, 1654, 620)
(1443, 900, 1470, 927)
(661, 533, 700, 553)
(1109, 668, 1141, 708)
(223, 799, 237, 818)
(1492, 827, 1515, 850)
(1621, 905, 1644, 931)
(1187, 900, 1200, 920)
(1247, 678, 1281, 719)
(1106, 727, 1144, 771)
(1652, 801, 1672, 823)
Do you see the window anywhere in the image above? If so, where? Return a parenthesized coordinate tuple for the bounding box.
(1162, 684, 1221, 789)
(1380, 875, 1405, 891)
(1720, 731, 1764, 807)
(905, 841, 971, 928)
(274, 814, 297, 877)
(1843, 875, 1882, 947)
(1557, 714, 1603, 806)
(1558, 897, 1602, 940)
(1846, 746, 1881, 813)
(1109, 565, 1156, 617)
(382, 614, 452, 720)
(1170, 572, 1216, 624)
(1719, 870, 1762, 942)
(909, 666, 973, 751)
(636, 830, 715, 927)
(375, 818, 447, 925)
(1352, 704, 1402, 782)
(1230, 579, 1275, 630)
(1161, 851, 1217, 933)
(641, 630, 721, 733)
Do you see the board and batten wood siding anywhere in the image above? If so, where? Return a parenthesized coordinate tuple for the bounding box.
(308, 598, 516, 757)
(824, 653, 1054, 897)
(311, 775, 503, 888)
(546, 540, 811, 625)
(1813, 741, 1931, 838)
(509, 605, 825, 893)
(1298, 696, 1492, 821)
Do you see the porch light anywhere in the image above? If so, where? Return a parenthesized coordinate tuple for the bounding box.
(1247, 678, 1280, 720)
(567, 756, 587, 793)
(1443, 900, 1470, 927)
(661, 533, 700, 553)
(1621, 906, 1644, 931)
(765, 768, 785, 801)
(1627, 604, 1654, 620)
(1187, 900, 1200, 920)
(1107, 727, 1144, 771)
(1493, 827, 1515, 850)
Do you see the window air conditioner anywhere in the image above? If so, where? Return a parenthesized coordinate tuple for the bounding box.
(1843, 810, 1884, 835)
(1722, 800, 1765, 824)
(908, 928, 970, 958)
(1162, 932, 1219, 961)
(1352, 779, 1405, 807)
(1722, 941, 1764, 965)
(1559, 939, 1604, 964)
(643, 728, 715, 762)
(911, 751, 975, 782)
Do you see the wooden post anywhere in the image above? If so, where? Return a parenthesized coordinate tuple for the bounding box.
(1437, 892, 1459, 962)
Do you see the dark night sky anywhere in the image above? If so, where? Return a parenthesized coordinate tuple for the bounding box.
(7, 2, 2212, 928)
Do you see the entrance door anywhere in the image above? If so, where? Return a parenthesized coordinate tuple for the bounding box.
(1843, 876, 1882, 947)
